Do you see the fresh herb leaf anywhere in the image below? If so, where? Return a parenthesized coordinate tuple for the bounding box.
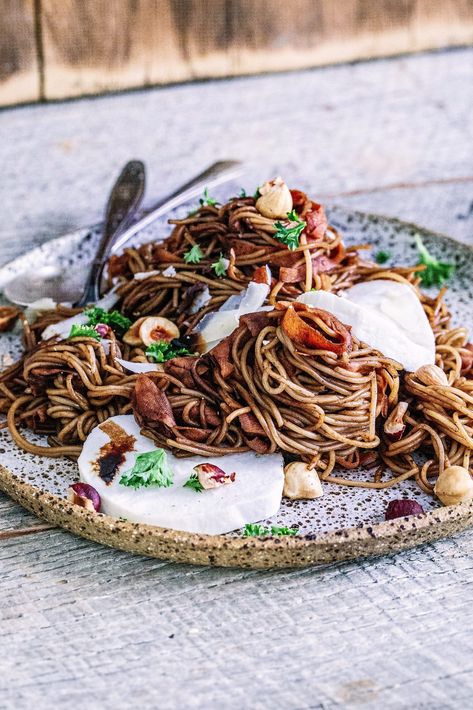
(183, 244, 204, 264)
(239, 188, 247, 198)
(253, 187, 261, 199)
(119, 449, 173, 490)
(199, 187, 217, 207)
(270, 525, 299, 536)
(211, 253, 228, 277)
(183, 472, 204, 493)
(375, 250, 391, 264)
(415, 235, 455, 287)
(273, 210, 306, 251)
(68, 324, 101, 340)
(84, 307, 132, 336)
(146, 340, 194, 363)
(243, 523, 299, 537)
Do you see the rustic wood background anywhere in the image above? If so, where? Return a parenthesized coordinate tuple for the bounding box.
(1, 0, 473, 107)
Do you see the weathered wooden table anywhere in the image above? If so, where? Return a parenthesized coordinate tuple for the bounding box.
(1, 48, 473, 709)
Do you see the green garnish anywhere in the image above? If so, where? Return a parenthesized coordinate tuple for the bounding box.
(146, 341, 194, 363)
(119, 449, 173, 490)
(211, 253, 228, 277)
(239, 188, 247, 198)
(243, 523, 299, 537)
(253, 187, 261, 199)
(68, 324, 101, 340)
(375, 250, 391, 264)
(415, 235, 455, 287)
(84, 307, 132, 336)
(199, 187, 217, 207)
(273, 210, 306, 251)
(183, 244, 204, 264)
(183, 473, 204, 493)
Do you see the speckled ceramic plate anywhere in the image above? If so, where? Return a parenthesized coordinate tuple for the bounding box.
(0, 203, 472, 568)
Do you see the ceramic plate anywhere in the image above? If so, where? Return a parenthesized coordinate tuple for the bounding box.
(0, 203, 472, 568)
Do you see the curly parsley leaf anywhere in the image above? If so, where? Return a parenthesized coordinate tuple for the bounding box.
(183, 472, 204, 493)
(84, 307, 132, 336)
(68, 324, 101, 340)
(243, 523, 299, 537)
(253, 187, 261, 199)
(375, 250, 391, 264)
(415, 235, 455, 287)
(183, 244, 204, 264)
(273, 210, 306, 251)
(239, 188, 247, 198)
(119, 449, 173, 490)
(146, 340, 194, 363)
(199, 187, 217, 207)
(211, 253, 228, 277)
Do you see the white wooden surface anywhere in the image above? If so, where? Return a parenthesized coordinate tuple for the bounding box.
(1, 47, 473, 709)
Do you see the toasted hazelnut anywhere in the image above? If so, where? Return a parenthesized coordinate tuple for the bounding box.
(434, 465, 473, 506)
(194, 463, 236, 489)
(123, 317, 147, 345)
(384, 401, 408, 441)
(283, 461, 323, 500)
(68, 482, 101, 512)
(256, 176, 293, 219)
(0, 306, 20, 332)
(139, 317, 180, 346)
(415, 364, 448, 387)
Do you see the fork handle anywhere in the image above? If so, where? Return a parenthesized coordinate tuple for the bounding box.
(76, 160, 145, 307)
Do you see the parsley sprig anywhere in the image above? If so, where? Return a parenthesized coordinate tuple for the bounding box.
(146, 340, 194, 363)
(68, 324, 101, 340)
(375, 250, 391, 264)
(183, 244, 204, 264)
(200, 187, 217, 207)
(84, 307, 132, 336)
(183, 473, 204, 493)
(243, 523, 299, 537)
(273, 210, 306, 251)
(119, 449, 173, 490)
(211, 253, 228, 277)
(415, 235, 455, 287)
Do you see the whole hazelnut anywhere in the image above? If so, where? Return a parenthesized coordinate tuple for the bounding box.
(283, 461, 323, 500)
(256, 177, 293, 219)
(415, 364, 448, 387)
(434, 466, 473, 506)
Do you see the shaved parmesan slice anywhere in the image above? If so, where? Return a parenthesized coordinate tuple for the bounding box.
(78, 415, 284, 534)
(297, 280, 435, 371)
(41, 289, 119, 341)
(115, 358, 162, 374)
(195, 281, 270, 352)
(162, 266, 177, 277)
(189, 285, 211, 315)
(133, 270, 161, 280)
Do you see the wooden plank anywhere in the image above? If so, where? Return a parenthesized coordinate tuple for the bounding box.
(39, 0, 473, 100)
(0, 0, 40, 106)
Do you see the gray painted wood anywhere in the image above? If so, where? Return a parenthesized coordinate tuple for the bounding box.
(0, 47, 473, 708)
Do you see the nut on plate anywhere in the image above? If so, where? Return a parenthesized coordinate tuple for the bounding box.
(256, 176, 293, 219)
(434, 465, 473, 506)
(0, 306, 20, 332)
(139, 317, 180, 346)
(384, 401, 408, 441)
(68, 482, 101, 512)
(283, 461, 323, 500)
(123, 317, 147, 346)
(415, 364, 448, 387)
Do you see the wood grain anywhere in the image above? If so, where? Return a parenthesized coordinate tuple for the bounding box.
(37, 0, 473, 100)
(0, 0, 39, 106)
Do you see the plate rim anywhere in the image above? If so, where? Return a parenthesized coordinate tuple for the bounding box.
(1, 207, 472, 568)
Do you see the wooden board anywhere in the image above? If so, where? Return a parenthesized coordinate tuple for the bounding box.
(0, 0, 39, 106)
(3, 0, 473, 105)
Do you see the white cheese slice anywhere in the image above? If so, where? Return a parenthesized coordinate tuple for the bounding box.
(115, 358, 162, 374)
(297, 280, 435, 371)
(41, 289, 120, 341)
(78, 415, 284, 534)
(194, 281, 271, 352)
